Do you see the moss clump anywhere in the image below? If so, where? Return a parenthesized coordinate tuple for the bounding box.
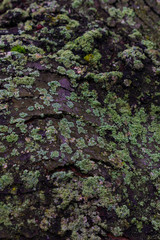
(11, 45, 26, 54)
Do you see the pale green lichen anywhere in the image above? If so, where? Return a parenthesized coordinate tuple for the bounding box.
(21, 170, 40, 189)
(0, 173, 14, 190)
(65, 28, 103, 53)
(6, 133, 18, 143)
(13, 76, 35, 86)
(118, 46, 146, 69)
(59, 118, 74, 139)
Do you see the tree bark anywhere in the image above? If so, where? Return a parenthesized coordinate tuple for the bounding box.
(0, 0, 160, 239)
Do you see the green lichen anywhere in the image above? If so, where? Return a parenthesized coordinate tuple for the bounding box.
(13, 76, 35, 86)
(21, 170, 40, 189)
(0, 202, 12, 226)
(65, 28, 103, 53)
(0, 173, 14, 190)
(59, 118, 74, 139)
(76, 137, 87, 149)
(0, 0, 12, 11)
(84, 49, 102, 67)
(0, 1, 159, 239)
(119, 46, 146, 69)
(55, 49, 80, 68)
(60, 143, 73, 154)
(6, 133, 18, 143)
(76, 158, 96, 173)
(108, 7, 135, 26)
(48, 80, 61, 94)
(50, 151, 59, 158)
(0, 143, 6, 153)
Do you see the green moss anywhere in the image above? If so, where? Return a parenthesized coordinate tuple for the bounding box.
(97, 136, 106, 148)
(131, 218, 143, 233)
(141, 40, 156, 50)
(84, 53, 93, 62)
(0, 158, 5, 166)
(151, 217, 160, 231)
(11, 45, 26, 54)
(59, 26, 72, 40)
(66, 19, 79, 29)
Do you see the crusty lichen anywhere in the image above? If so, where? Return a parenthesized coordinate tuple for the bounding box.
(0, 0, 160, 239)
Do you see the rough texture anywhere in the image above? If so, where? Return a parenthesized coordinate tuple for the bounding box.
(0, 0, 160, 239)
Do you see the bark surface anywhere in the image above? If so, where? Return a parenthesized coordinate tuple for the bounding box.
(0, 0, 160, 239)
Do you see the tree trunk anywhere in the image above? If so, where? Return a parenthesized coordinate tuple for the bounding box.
(0, 0, 160, 239)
